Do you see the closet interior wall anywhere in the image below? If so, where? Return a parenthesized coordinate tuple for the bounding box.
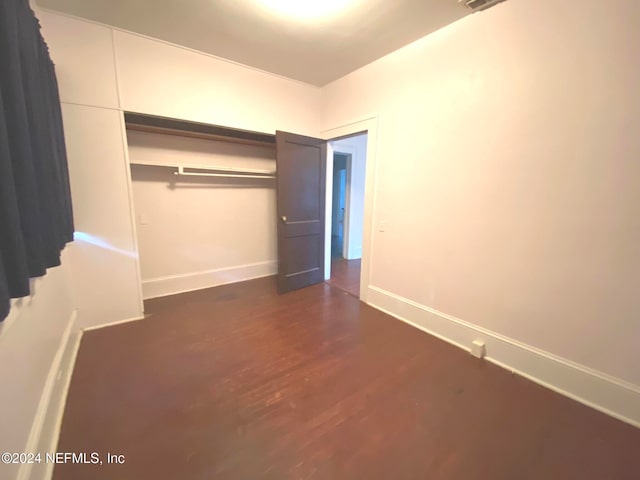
(127, 130, 278, 300)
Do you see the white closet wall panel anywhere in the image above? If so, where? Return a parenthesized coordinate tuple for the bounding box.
(62, 104, 142, 327)
(113, 30, 322, 136)
(39, 12, 119, 109)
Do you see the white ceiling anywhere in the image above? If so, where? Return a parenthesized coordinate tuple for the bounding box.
(36, 0, 470, 86)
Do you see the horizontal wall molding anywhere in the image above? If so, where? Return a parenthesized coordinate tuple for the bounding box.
(367, 285, 640, 429)
(18, 309, 82, 480)
(142, 261, 278, 300)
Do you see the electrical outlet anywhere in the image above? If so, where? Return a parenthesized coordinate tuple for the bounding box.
(471, 339, 486, 359)
(378, 220, 386, 232)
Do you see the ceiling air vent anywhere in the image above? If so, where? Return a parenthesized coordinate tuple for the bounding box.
(459, 0, 506, 12)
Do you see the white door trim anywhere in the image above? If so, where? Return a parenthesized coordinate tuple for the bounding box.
(321, 115, 379, 302)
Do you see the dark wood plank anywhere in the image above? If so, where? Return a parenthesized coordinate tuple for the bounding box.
(54, 277, 640, 480)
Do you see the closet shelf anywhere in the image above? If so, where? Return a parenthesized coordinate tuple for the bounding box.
(124, 112, 277, 148)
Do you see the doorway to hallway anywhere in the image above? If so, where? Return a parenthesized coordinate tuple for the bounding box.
(325, 132, 367, 297)
(331, 153, 348, 258)
(327, 256, 362, 297)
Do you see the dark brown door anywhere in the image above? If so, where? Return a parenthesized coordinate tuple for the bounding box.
(276, 131, 326, 293)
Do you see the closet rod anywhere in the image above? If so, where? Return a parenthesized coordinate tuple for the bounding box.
(174, 166, 276, 179)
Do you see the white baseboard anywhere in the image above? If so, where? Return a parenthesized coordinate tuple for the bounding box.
(141, 261, 278, 300)
(367, 285, 640, 429)
(82, 315, 146, 332)
(18, 309, 82, 480)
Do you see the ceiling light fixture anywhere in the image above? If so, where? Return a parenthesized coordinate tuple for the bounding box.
(256, 0, 355, 20)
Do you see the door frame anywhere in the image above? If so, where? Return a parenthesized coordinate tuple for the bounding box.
(321, 115, 379, 302)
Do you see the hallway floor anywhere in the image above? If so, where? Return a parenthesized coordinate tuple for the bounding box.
(326, 257, 361, 297)
(54, 277, 640, 480)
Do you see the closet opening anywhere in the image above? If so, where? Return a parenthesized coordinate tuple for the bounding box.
(124, 113, 278, 303)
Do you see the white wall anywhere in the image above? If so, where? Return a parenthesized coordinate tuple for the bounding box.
(333, 133, 367, 259)
(38, 8, 322, 325)
(322, 0, 640, 424)
(128, 131, 278, 298)
(0, 260, 74, 480)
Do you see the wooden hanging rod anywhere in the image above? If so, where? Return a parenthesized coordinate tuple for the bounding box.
(124, 112, 276, 148)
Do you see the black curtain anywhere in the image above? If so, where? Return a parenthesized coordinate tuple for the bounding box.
(0, 0, 74, 321)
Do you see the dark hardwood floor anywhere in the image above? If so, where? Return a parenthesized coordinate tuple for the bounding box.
(54, 277, 640, 480)
(326, 257, 361, 297)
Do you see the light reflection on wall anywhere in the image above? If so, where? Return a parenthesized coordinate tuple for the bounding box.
(73, 232, 138, 259)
